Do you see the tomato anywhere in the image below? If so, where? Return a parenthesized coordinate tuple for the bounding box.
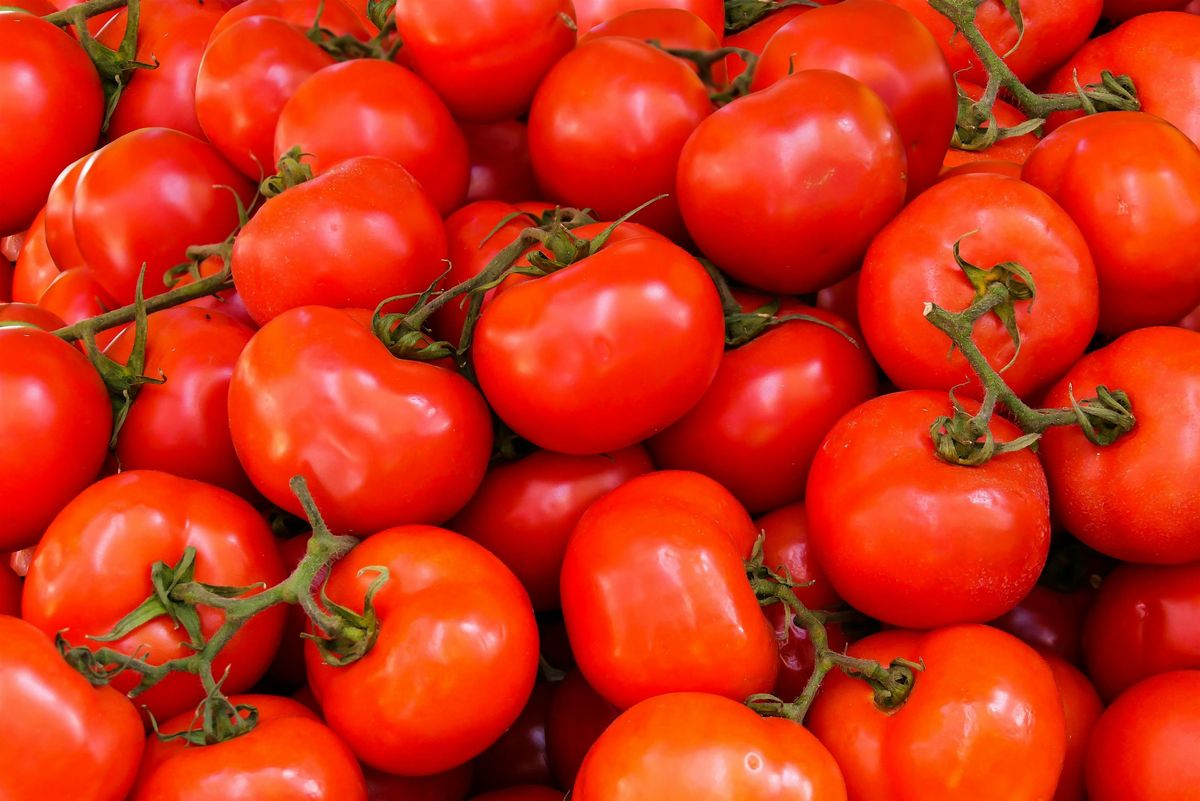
(0, 301, 65, 330)
(756, 501, 842, 611)
(104, 306, 256, 496)
(306, 526, 539, 775)
(1022, 112, 1200, 334)
(37, 267, 123, 347)
(469, 789, 562, 801)
(0, 561, 17, 616)
(560, 471, 778, 709)
(0, 615, 144, 801)
(230, 307, 492, 534)
(859, 174, 1098, 399)
(179, 254, 257, 329)
(546, 669, 620, 790)
(129, 695, 367, 800)
(1085, 670, 1200, 801)
(881, 0, 1101, 85)
(574, 692, 847, 800)
(1039, 327, 1200, 564)
(650, 301, 877, 513)
(529, 38, 713, 241)
(463, 121, 540, 205)
(1046, 656, 1103, 801)
(725, 7, 808, 81)
(939, 159, 1024, 180)
(11, 208, 61, 303)
(581, 8, 726, 82)
(815, 272, 861, 329)
(471, 682, 555, 792)
(473, 236, 724, 455)
(1104, 0, 1190, 19)
(753, 0, 955, 198)
(22, 471, 287, 721)
(991, 585, 1094, 666)
(231, 156, 447, 326)
(573, 0, 724, 35)
(196, 16, 334, 178)
(211, 0, 369, 40)
(941, 84, 1039, 170)
(613, 470, 761, 558)
(0, 13, 103, 235)
(807, 391, 1051, 628)
(809, 625, 1066, 801)
(43, 154, 91, 273)
(265, 533, 309, 688)
(449, 446, 653, 611)
(0, 327, 109, 550)
(678, 70, 906, 294)
(364, 763, 473, 801)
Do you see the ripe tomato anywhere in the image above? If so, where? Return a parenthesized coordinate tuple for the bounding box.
(809, 625, 1066, 801)
(611, 470, 761, 558)
(265, 533, 310, 688)
(546, 669, 620, 790)
(939, 159, 1024, 180)
(756, 501, 842, 611)
(580, 8, 726, 83)
(11, 208, 61, 303)
(211, 0, 369, 40)
(473, 236, 724, 455)
(941, 84, 1039, 170)
(22, 471, 287, 721)
(43, 154, 91, 272)
(73, 128, 254, 305)
(0, 615, 144, 801)
(306, 526, 539, 775)
(0, 13, 103, 235)
(858, 174, 1098, 398)
(991, 585, 1094, 666)
(1104, 0, 1190, 19)
(1039, 327, 1200, 564)
(0, 561, 18, 615)
(0, 326, 110, 551)
(449, 446, 654, 611)
(229, 306, 493, 534)
(807, 391, 1051, 628)
(0, 301, 65, 329)
(1046, 656, 1103, 801)
(574, 692, 847, 800)
(364, 763, 473, 801)
(231, 156, 447, 325)
(1085, 671, 1200, 800)
(38, 267, 124, 349)
(129, 695, 367, 800)
(678, 70, 906, 294)
(471, 682, 555, 792)
(753, 0, 955, 198)
(560, 471, 778, 709)
(573, 0, 724, 35)
(179, 253, 256, 329)
(725, 7, 809, 81)
(463, 121, 540, 205)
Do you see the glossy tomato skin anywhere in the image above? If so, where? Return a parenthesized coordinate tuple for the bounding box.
(231, 156, 447, 325)
(449, 446, 654, 611)
(471, 681, 555, 792)
(859, 174, 1098, 399)
(210, 0, 368, 40)
(229, 306, 493, 534)
(463, 121, 540, 205)
(43, 153, 91, 272)
(22, 471, 287, 721)
(573, 0, 723, 35)
(1022, 112, 1200, 333)
(809, 625, 1067, 801)
(941, 83, 1039, 170)
(0, 327, 110, 550)
(1039, 327, 1200, 564)
(73, 128, 254, 305)
(991, 585, 1094, 666)
(757, 501, 842, 611)
(1085, 671, 1200, 800)
(579, 7, 726, 82)
(725, 7, 809, 80)
(364, 763, 473, 801)
(807, 391, 1051, 628)
(104, 306, 256, 496)
(0, 13, 103, 235)
(678, 70, 906, 294)
(129, 695, 367, 801)
(649, 302, 877, 514)
(560, 472, 778, 710)
(546, 669, 620, 790)
(0, 301, 65, 331)
(306, 526, 539, 776)
(574, 692, 847, 800)
(474, 237, 724, 455)
(11, 208, 60, 303)
(1046, 657, 1103, 801)
(0, 616, 144, 801)
(38, 267, 124, 349)
(753, 0, 955, 198)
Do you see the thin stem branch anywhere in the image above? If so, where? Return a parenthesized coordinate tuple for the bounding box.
(43, 0, 128, 25)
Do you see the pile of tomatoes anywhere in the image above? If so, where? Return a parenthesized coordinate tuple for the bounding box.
(2, 0, 1200, 799)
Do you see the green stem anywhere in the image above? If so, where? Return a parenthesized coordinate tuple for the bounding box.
(43, 0, 127, 25)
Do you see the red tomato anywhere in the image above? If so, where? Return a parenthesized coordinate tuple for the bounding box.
(753, 0, 955, 198)
(939, 159, 1024, 179)
(231, 156, 447, 325)
(560, 472, 778, 709)
(0, 616, 144, 801)
(580, 7, 726, 83)
(0, 301, 66, 330)
(991, 585, 1094, 666)
(0, 255, 9, 302)
(756, 501, 842, 611)
(574, 692, 847, 800)
(37, 267, 125, 349)
(858, 174, 1098, 399)
(364, 763, 473, 801)
(0, 326, 110, 550)
(211, 0, 369, 40)
(179, 254, 257, 329)
(129, 695, 367, 800)
(809, 625, 1066, 801)
(471, 682, 555, 792)
(529, 38, 713, 240)
(1046, 656, 1103, 801)
(1039, 327, 1200, 564)
(266, 533, 310, 688)
(43, 153, 91, 272)
(649, 301, 877, 513)
(546, 669, 620, 790)
(573, 0, 724, 35)
(0, 561, 18, 615)
(463, 121, 541, 205)
(725, 7, 809, 81)
(678, 70, 906, 294)
(449, 446, 654, 611)
(768, 606, 850, 703)
(11, 208, 60, 304)
(1104, 0, 1190, 19)
(0, 13, 103, 235)
(1085, 671, 1200, 800)
(807, 391, 1051, 628)
(469, 789, 562, 801)
(941, 84, 1039, 171)
(22, 471, 287, 721)
(473, 236, 724, 455)
(306, 526, 539, 775)
(73, 128, 254, 305)
(815, 271, 861, 329)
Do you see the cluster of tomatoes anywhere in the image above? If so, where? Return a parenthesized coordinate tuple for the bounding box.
(3, 0, 1200, 799)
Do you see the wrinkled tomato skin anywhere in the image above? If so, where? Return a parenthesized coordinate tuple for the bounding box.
(546, 669, 620, 790)
(11, 208, 61, 304)
(463, 121, 541, 205)
(573, 0, 724, 35)
(1046, 657, 1103, 801)
(43, 154, 91, 273)
(991, 585, 1094, 666)
(471, 682, 555, 793)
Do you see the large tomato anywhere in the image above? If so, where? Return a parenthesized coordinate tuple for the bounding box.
(0, 301, 64, 330)
(725, 7, 809, 81)
(546, 669, 620, 790)
(807, 391, 1051, 628)
(0, 326, 110, 551)
(858, 174, 1098, 398)
(22, 471, 287, 721)
(808, 625, 1066, 801)
(210, 0, 369, 40)
(1039, 327, 1200, 564)
(1046, 656, 1103, 801)
(581, 7, 725, 83)
(306, 526, 539, 776)
(462, 121, 540, 205)
(0, 616, 144, 801)
(11, 208, 61, 303)
(43, 154, 91, 273)
(677, 70, 906, 294)
(991, 585, 1094, 666)
(37, 267, 123, 349)
(573, 0, 724, 35)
